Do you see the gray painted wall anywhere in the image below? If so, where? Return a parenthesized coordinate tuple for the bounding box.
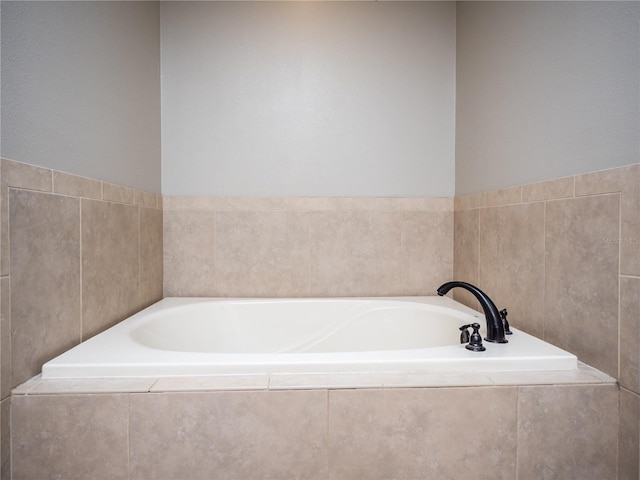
(1, 1, 161, 193)
(2, 2, 637, 197)
(160, 1, 456, 197)
(456, 1, 640, 195)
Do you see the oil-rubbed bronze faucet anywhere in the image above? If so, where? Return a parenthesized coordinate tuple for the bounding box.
(437, 281, 508, 344)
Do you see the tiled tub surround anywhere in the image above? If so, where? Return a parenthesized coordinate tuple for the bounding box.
(2, 160, 638, 480)
(454, 164, 639, 379)
(453, 163, 640, 478)
(12, 367, 617, 480)
(4, 159, 164, 390)
(0, 158, 164, 478)
(163, 196, 454, 298)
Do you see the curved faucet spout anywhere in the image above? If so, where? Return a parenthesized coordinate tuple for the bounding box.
(437, 281, 507, 344)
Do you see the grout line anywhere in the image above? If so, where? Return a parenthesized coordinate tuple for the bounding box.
(325, 388, 331, 473)
(6, 279, 12, 402)
(126, 393, 131, 478)
(138, 206, 142, 310)
(79, 199, 84, 342)
(5, 189, 12, 400)
(514, 386, 520, 480)
(307, 212, 312, 297)
(400, 211, 406, 296)
(476, 205, 481, 289)
(620, 273, 640, 279)
(542, 200, 546, 341)
(617, 192, 622, 381)
(212, 210, 218, 295)
(5, 187, 9, 279)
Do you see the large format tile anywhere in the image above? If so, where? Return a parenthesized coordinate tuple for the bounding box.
(163, 209, 216, 296)
(214, 210, 310, 297)
(129, 390, 328, 479)
(0, 277, 9, 400)
(479, 202, 545, 337)
(575, 164, 640, 276)
(619, 388, 640, 480)
(1, 160, 53, 276)
(517, 384, 618, 479)
(10, 190, 81, 387)
(452, 208, 479, 309)
(139, 206, 163, 307)
(328, 387, 517, 479)
(0, 397, 8, 480)
(544, 195, 620, 376)
(11, 394, 129, 480)
(310, 210, 403, 296)
(81, 199, 140, 340)
(620, 164, 640, 276)
(401, 211, 453, 295)
(620, 276, 640, 392)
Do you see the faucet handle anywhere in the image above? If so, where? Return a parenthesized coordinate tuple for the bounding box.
(459, 325, 470, 344)
(466, 323, 486, 352)
(459, 323, 486, 351)
(500, 309, 513, 335)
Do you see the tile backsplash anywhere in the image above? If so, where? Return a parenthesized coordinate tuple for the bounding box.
(1, 158, 163, 393)
(163, 196, 454, 298)
(453, 163, 639, 382)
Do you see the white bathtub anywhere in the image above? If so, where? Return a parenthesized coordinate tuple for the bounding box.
(42, 296, 577, 379)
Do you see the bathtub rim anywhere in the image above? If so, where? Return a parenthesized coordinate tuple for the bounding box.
(40, 295, 580, 380)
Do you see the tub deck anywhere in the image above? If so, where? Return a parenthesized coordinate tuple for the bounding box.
(42, 296, 578, 379)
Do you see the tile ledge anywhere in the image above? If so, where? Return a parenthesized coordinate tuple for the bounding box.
(11, 363, 615, 395)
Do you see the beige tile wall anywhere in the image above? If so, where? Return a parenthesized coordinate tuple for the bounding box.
(518, 384, 619, 478)
(328, 386, 518, 479)
(11, 383, 619, 479)
(163, 196, 454, 298)
(0, 158, 164, 479)
(3, 159, 164, 388)
(80, 199, 142, 339)
(3, 159, 638, 478)
(12, 394, 129, 480)
(10, 190, 82, 386)
(620, 387, 640, 479)
(0, 398, 8, 480)
(454, 162, 640, 477)
(129, 390, 329, 479)
(454, 164, 639, 379)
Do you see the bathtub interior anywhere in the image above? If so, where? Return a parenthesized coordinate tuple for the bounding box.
(131, 299, 482, 354)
